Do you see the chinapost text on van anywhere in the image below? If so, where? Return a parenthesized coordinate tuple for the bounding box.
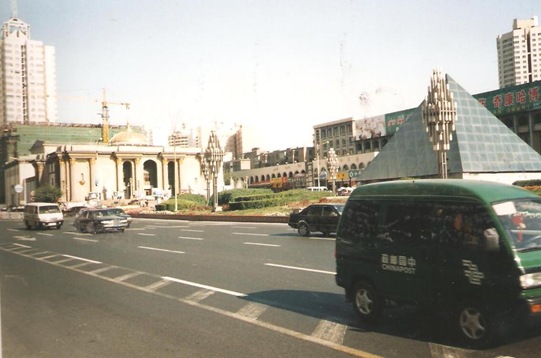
(335, 179, 541, 346)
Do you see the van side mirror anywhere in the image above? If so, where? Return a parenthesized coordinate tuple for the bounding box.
(484, 228, 500, 251)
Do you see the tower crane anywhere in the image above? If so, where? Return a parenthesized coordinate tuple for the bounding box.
(98, 88, 130, 143)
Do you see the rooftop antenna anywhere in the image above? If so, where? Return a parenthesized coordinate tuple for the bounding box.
(11, 0, 17, 18)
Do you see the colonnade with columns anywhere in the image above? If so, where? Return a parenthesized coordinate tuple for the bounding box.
(53, 153, 187, 203)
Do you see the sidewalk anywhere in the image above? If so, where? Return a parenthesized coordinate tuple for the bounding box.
(0, 212, 23, 221)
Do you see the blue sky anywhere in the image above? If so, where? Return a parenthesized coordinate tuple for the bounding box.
(3, 0, 540, 150)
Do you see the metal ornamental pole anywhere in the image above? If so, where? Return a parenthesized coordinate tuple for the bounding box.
(204, 131, 224, 210)
(422, 69, 457, 179)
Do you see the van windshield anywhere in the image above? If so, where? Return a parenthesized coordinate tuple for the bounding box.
(42, 205, 61, 214)
(493, 199, 541, 252)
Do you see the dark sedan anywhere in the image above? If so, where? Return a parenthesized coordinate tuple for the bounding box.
(108, 208, 133, 228)
(288, 203, 344, 237)
(73, 208, 129, 233)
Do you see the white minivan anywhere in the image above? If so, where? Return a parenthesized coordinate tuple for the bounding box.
(23, 202, 64, 229)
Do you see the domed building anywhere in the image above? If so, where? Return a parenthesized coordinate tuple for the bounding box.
(2, 122, 224, 207)
(109, 125, 149, 146)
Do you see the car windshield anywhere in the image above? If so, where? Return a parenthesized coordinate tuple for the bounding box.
(493, 198, 541, 252)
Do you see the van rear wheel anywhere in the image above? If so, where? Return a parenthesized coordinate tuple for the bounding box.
(353, 281, 382, 323)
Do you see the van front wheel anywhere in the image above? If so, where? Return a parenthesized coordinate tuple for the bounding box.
(455, 300, 495, 347)
(353, 281, 382, 323)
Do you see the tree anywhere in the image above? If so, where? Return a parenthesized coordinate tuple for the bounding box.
(33, 184, 62, 203)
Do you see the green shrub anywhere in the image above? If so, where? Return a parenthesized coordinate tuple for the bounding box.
(218, 188, 273, 206)
(514, 179, 541, 187)
(34, 184, 62, 203)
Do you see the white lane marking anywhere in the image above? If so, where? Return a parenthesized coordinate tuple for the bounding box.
(181, 229, 204, 232)
(185, 289, 215, 303)
(39, 254, 61, 260)
(89, 266, 116, 274)
(312, 320, 347, 345)
(37, 232, 53, 236)
(12, 243, 31, 248)
(429, 343, 471, 357)
(0, 243, 381, 357)
(233, 232, 269, 237)
(231, 226, 257, 229)
(307, 237, 335, 241)
(28, 251, 51, 257)
(138, 246, 185, 254)
(244, 242, 280, 247)
(265, 263, 335, 275)
(53, 257, 78, 264)
(113, 271, 143, 283)
(7, 228, 20, 232)
(14, 236, 35, 241)
(162, 276, 246, 297)
(145, 279, 172, 292)
(70, 261, 94, 269)
(63, 231, 92, 236)
(236, 302, 268, 320)
(178, 236, 203, 240)
(73, 237, 99, 243)
(144, 225, 190, 229)
(61, 255, 101, 264)
(138, 233, 156, 236)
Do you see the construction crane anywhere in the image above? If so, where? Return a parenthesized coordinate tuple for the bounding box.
(98, 88, 130, 143)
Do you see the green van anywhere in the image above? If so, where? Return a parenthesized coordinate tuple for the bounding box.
(335, 179, 541, 346)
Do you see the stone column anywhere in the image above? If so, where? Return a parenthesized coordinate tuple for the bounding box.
(161, 158, 168, 192)
(134, 158, 142, 197)
(60, 158, 68, 202)
(115, 157, 122, 193)
(89, 158, 96, 194)
(35, 161, 44, 185)
(69, 158, 77, 201)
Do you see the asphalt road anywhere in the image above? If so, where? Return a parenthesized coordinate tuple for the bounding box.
(1, 216, 541, 357)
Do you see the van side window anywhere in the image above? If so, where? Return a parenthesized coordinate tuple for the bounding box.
(380, 202, 434, 244)
(436, 203, 494, 250)
(337, 200, 378, 243)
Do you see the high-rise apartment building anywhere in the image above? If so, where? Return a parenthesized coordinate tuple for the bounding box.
(497, 16, 541, 88)
(0, 16, 57, 125)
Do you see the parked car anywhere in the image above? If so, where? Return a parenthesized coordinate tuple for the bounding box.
(108, 208, 133, 228)
(288, 203, 344, 237)
(73, 208, 129, 233)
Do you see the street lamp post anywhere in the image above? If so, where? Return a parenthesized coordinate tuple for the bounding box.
(203, 131, 224, 211)
(422, 69, 457, 179)
(314, 142, 321, 187)
(327, 148, 338, 195)
(168, 133, 181, 211)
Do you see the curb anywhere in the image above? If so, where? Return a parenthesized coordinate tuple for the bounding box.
(131, 213, 289, 224)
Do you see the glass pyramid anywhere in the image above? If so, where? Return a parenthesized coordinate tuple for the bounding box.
(358, 74, 541, 182)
